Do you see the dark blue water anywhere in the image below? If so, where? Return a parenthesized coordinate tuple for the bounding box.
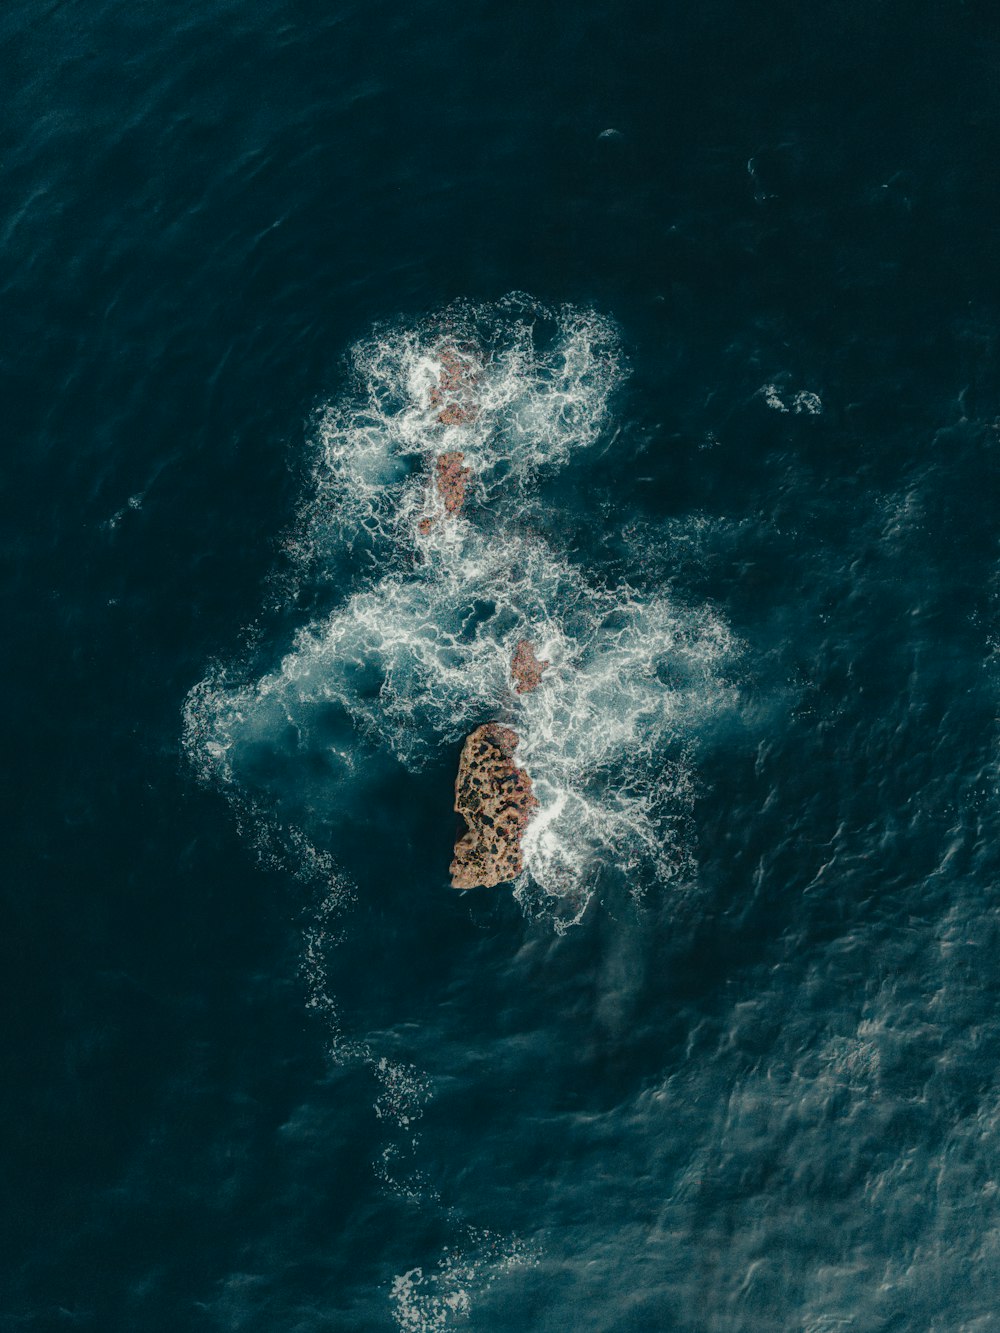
(6, 1, 1000, 1328)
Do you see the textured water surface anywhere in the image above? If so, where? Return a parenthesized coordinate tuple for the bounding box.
(5, 0, 1000, 1330)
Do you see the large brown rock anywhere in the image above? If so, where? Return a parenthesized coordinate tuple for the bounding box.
(450, 724, 538, 889)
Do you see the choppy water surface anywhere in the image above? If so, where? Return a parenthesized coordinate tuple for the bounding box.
(6, 0, 1000, 1329)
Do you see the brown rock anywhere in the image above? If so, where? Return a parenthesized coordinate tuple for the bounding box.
(437, 401, 478, 426)
(435, 450, 470, 515)
(431, 345, 480, 425)
(511, 639, 549, 694)
(415, 348, 478, 536)
(450, 724, 538, 889)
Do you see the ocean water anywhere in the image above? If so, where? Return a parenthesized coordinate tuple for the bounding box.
(5, 1, 1000, 1330)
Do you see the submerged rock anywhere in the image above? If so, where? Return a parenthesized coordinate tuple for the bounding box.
(510, 639, 549, 694)
(450, 724, 538, 889)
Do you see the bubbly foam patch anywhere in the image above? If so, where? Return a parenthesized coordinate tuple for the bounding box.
(760, 381, 823, 415)
(389, 1230, 539, 1333)
(186, 520, 737, 927)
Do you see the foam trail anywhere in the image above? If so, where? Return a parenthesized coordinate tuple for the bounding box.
(389, 1228, 539, 1333)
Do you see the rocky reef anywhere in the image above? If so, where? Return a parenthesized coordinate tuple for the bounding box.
(450, 724, 538, 889)
(510, 639, 549, 694)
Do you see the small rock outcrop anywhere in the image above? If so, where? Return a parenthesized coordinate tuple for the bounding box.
(418, 450, 471, 537)
(430, 345, 480, 425)
(436, 450, 470, 514)
(417, 347, 479, 537)
(511, 639, 549, 694)
(450, 724, 538, 889)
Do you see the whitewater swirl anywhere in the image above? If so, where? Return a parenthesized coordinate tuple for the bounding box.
(183, 293, 741, 929)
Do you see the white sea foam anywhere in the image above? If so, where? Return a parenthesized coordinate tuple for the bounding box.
(183, 295, 740, 930)
(102, 490, 145, 532)
(185, 518, 737, 928)
(389, 1229, 538, 1333)
(276, 296, 624, 585)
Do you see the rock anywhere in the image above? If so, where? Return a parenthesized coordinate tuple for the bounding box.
(415, 348, 479, 536)
(435, 450, 470, 515)
(450, 724, 538, 889)
(438, 344, 477, 392)
(510, 639, 549, 694)
(430, 345, 480, 425)
(437, 401, 478, 426)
